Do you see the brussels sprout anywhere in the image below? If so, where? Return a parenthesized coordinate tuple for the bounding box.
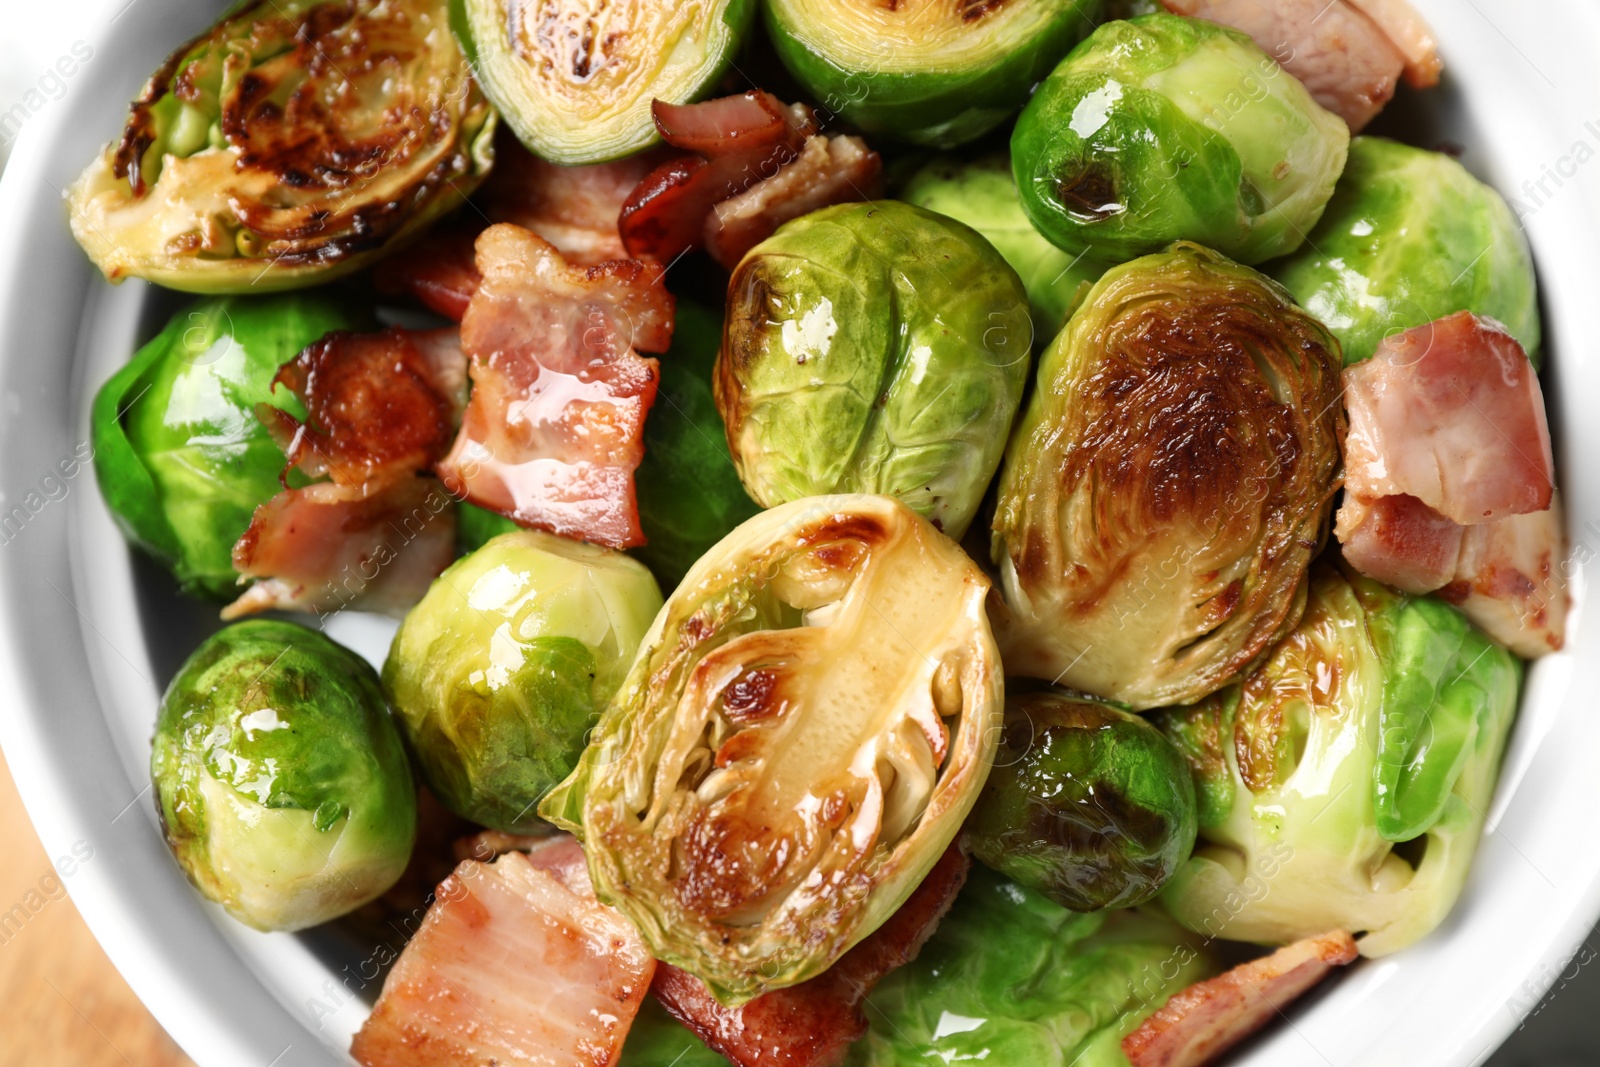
(764, 0, 1104, 148)
(67, 0, 494, 293)
(846, 866, 1216, 1066)
(618, 1001, 724, 1067)
(634, 300, 761, 590)
(902, 155, 1111, 340)
(151, 620, 416, 931)
(992, 243, 1344, 710)
(384, 530, 663, 832)
(965, 691, 1197, 912)
(1012, 14, 1349, 264)
(454, 0, 755, 164)
(1272, 136, 1542, 366)
(1155, 565, 1521, 957)
(543, 495, 1004, 1004)
(718, 202, 1032, 540)
(92, 294, 367, 597)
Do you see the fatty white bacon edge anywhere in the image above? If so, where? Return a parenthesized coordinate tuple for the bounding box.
(1161, 0, 1437, 131)
(1441, 499, 1568, 658)
(1123, 929, 1359, 1067)
(351, 837, 655, 1067)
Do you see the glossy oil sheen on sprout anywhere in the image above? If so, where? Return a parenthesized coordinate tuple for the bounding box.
(1155, 565, 1520, 956)
(151, 620, 415, 931)
(542, 495, 1004, 1004)
(384, 530, 662, 832)
(1011, 14, 1348, 263)
(992, 242, 1345, 709)
(718, 202, 1032, 540)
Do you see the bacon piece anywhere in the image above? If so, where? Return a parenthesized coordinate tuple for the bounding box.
(1335, 492, 1463, 594)
(436, 223, 672, 549)
(372, 229, 481, 321)
(1441, 499, 1567, 657)
(1344, 313, 1553, 524)
(223, 475, 457, 620)
(351, 838, 656, 1067)
(1123, 929, 1358, 1067)
(1160, 0, 1438, 131)
(452, 829, 559, 865)
(704, 135, 883, 268)
(653, 846, 970, 1067)
(619, 91, 817, 262)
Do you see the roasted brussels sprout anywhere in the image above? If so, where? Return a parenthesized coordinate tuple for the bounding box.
(67, 0, 494, 292)
(764, 0, 1104, 148)
(1012, 14, 1348, 264)
(543, 495, 1004, 1003)
(847, 866, 1216, 1066)
(92, 294, 366, 597)
(965, 691, 1197, 912)
(1156, 565, 1521, 957)
(385, 530, 663, 833)
(151, 620, 416, 931)
(718, 202, 1032, 540)
(635, 300, 761, 590)
(1272, 136, 1542, 365)
(455, 0, 756, 164)
(902, 155, 1110, 340)
(992, 243, 1344, 709)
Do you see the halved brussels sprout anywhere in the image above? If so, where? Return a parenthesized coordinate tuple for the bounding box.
(1156, 565, 1520, 956)
(992, 243, 1344, 710)
(151, 620, 416, 931)
(902, 155, 1110, 341)
(964, 690, 1197, 912)
(67, 0, 494, 292)
(634, 300, 761, 590)
(1012, 14, 1348, 264)
(92, 294, 367, 597)
(385, 531, 663, 833)
(543, 495, 1004, 1004)
(1272, 136, 1542, 366)
(764, 0, 1104, 148)
(718, 202, 1032, 540)
(848, 866, 1216, 1066)
(454, 0, 756, 164)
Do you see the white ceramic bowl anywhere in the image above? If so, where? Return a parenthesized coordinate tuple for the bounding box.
(1, 2, 1597, 1064)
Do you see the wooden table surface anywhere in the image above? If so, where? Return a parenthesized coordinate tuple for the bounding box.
(0, 749, 193, 1067)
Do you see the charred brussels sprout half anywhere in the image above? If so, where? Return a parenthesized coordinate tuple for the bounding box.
(455, 0, 756, 164)
(718, 202, 1032, 540)
(384, 531, 662, 833)
(965, 691, 1197, 912)
(1272, 136, 1543, 366)
(543, 495, 1004, 1004)
(151, 620, 415, 931)
(68, 0, 494, 292)
(1155, 565, 1520, 956)
(847, 866, 1215, 1066)
(1012, 14, 1348, 264)
(92, 294, 366, 597)
(902, 155, 1110, 341)
(764, 0, 1104, 148)
(992, 243, 1344, 710)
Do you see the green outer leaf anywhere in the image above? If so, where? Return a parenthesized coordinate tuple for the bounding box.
(1151, 688, 1238, 830)
(94, 293, 364, 597)
(765, 0, 1104, 148)
(631, 300, 760, 591)
(1011, 14, 1347, 264)
(151, 619, 416, 930)
(847, 866, 1215, 1066)
(617, 1000, 724, 1067)
(1270, 136, 1543, 366)
(456, 502, 521, 555)
(901, 154, 1111, 342)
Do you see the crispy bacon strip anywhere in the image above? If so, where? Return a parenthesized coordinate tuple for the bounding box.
(1123, 929, 1359, 1067)
(1161, 0, 1438, 130)
(435, 223, 673, 549)
(372, 229, 480, 321)
(352, 838, 656, 1067)
(619, 91, 818, 262)
(652, 846, 970, 1067)
(1440, 500, 1567, 658)
(705, 134, 883, 267)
